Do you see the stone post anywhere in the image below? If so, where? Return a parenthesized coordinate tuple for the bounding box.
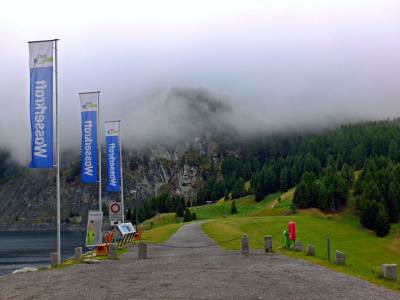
(50, 253, 59, 267)
(294, 241, 303, 252)
(306, 244, 315, 256)
(74, 247, 82, 262)
(264, 236, 272, 252)
(241, 235, 249, 256)
(108, 243, 118, 260)
(138, 242, 148, 259)
(382, 264, 397, 281)
(335, 251, 346, 265)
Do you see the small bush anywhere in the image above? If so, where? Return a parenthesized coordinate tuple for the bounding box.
(230, 200, 238, 215)
(290, 203, 297, 214)
(183, 208, 193, 222)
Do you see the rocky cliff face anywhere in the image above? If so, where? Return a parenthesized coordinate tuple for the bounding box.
(0, 133, 223, 230)
(0, 88, 231, 230)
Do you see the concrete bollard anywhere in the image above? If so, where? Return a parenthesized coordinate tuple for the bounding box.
(50, 253, 59, 267)
(335, 251, 346, 265)
(108, 243, 118, 260)
(241, 235, 249, 256)
(294, 241, 303, 252)
(74, 247, 83, 262)
(264, 236, 273, 252)
(306, 244, 315, 256)
(138, 242, 148, 259)
(382, 264, 397, 281)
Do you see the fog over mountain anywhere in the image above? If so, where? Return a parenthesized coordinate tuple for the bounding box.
(0, 1, 400, 163)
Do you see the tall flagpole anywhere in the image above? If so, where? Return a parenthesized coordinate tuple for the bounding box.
(119, 121, 125, 222)
(97, 92, 102, 212)
(54, 39, 61, 265)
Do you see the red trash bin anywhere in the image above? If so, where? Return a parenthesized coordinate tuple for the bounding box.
(288, 221, 296, 241)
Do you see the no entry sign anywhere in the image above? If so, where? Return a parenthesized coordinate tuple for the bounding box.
(109, 201, 122, 224)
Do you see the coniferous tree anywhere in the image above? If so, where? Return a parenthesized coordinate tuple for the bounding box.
(389, 140, 400, 162)
(375, 202, 390, 237)
(230, 200, 238, 214)
(387, 182, 400, 223)
(360, 199, 379, 230)
(279, 166, 290, 191)
(293, 172, 316, 208)
(176, 201, 184, 218)
(232, 177, 246, 199)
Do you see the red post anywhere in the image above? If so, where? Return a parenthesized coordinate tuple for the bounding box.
(288, 221, 296, 241)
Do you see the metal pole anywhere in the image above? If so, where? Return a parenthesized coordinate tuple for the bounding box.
(54, 39, 61, 265)
(119, 121, 125, 222)
(327, 235, 331, 262)
(135, 191, 138, 227)
(97, 92, 102, 212)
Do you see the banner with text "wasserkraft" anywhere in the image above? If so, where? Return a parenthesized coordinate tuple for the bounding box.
(29, 41, 54, 168)
(105, 121, 121, 192)
(79, 93, 99, 183)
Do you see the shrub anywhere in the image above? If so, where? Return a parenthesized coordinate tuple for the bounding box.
(183, 208, 192, 222)
(230, 200, 238, 215)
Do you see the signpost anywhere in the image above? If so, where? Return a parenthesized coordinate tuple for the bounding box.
(109, 201, 122, 224)
(86, 211, 104, 247)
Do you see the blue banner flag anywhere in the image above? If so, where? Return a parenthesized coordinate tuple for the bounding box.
(29, 41, 54, 168)
(105, 121, 121, 192)
(79, 93, 99, 183)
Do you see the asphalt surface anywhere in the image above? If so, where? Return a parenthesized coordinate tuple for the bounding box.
(0, 222, 399, 299)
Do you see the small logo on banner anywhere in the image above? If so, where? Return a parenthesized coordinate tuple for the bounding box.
(82, 102, 97, 110)
(107, 128, 118, 135)
(33, 55, 53, 67)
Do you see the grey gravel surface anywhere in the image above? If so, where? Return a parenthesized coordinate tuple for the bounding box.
(0, 222, 399, 300)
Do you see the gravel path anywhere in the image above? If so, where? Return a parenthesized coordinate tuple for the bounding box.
(0, 222, 399, 299)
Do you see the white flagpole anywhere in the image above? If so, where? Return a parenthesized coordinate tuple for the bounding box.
(54, 39, 61, 265)
(97, 92, 102, 212)
(119, 121, 125, 222)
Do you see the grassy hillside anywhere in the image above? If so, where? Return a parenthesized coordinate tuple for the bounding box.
(200, 190, 400, 290)
(140, 188, 400, 290)
(191, 192, 284, 219)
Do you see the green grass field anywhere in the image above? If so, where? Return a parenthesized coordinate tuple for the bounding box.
(141, 223, 183, 243)
(139, 187, 400, 290)
(201, 195, 400, 291)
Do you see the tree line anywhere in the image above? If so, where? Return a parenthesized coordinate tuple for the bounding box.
(196, 119, 400, 236)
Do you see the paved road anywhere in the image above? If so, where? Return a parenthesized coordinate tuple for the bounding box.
(0, 222, 399, 299)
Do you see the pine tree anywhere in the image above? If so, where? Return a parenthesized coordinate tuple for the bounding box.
(293, 172, 316, 208)
(224, 189, 229, 201)
(389, 140, 400, 162)
(375, 202, 390, 237)
(230, 200, 238, 214)
(232, 177, 245, 199)
(279, 166, 289, 191)
(360, 199, 379, 230)
(387, 182, 400, 222)
(363, 181, 384, 203)
(176, 201, 184, 218)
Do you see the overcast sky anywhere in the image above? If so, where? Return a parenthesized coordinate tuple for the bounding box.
(1, 0, 400, 163)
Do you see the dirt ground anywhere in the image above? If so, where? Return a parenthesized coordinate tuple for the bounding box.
(0, 222, 399, 299)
